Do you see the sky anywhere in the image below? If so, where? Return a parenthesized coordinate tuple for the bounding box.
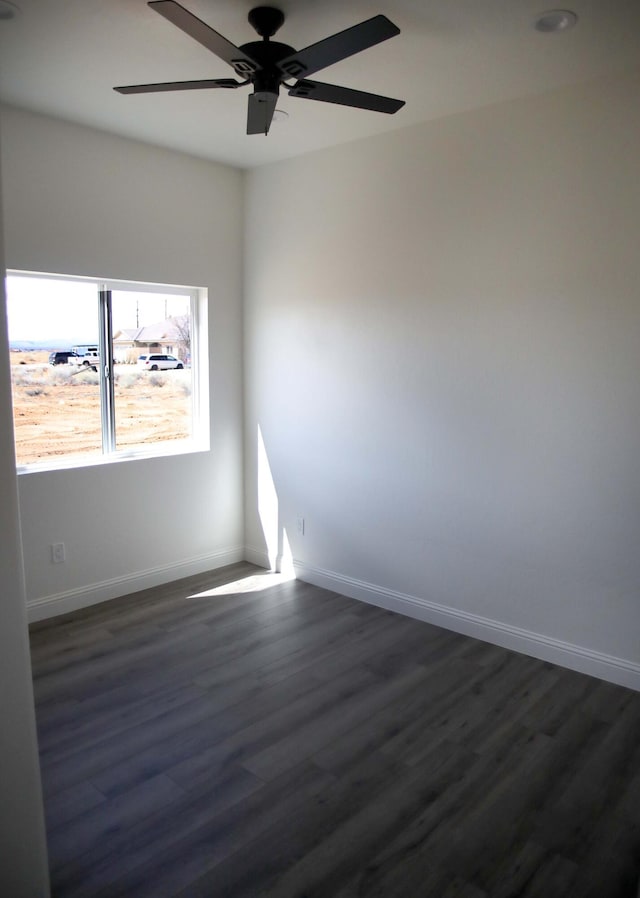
(5, 275, 191, 345)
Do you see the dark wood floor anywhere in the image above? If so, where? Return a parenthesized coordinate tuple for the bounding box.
(29, 561, 640, 898)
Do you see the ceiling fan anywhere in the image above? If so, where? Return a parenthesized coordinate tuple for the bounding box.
(115, 1, 405, 136)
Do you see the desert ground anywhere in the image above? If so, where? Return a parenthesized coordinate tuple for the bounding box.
(10, 350, 191, 465)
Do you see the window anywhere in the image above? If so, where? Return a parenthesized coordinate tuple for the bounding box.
(5, 272, 208, 469)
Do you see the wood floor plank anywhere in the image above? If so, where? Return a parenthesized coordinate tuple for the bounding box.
(312, 656, 478, 775)
(169, 749, 418, 898)
(43, 780, 106, 830)
(161, 664, 380, 794)
(87, 760, 337, 898)
(47, 773, 186, 871)
(478, 839, 549, 898)
(254, 605, 401, 685)
(241, 662, 436, 782)
(30, 564, 640, 898)
(34, 584, 302, 692)
(50, 763, 265, 898)
(40, 684, 240, 797)
(89, 668, 329, 797)
(38, 681, 208, 759)
(327, 730, 549, 897)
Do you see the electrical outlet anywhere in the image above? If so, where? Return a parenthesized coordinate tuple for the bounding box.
(296, 516, 305, 536)
(51, 542, 66, 564)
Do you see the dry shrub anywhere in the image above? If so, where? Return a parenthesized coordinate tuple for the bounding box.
(117, 371, 144, 389)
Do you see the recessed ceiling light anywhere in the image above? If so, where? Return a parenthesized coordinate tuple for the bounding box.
(0, 1, 20, 21)
(534, 9, 578, 33)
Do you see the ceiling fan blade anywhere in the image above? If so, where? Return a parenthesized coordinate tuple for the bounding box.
(247, 91, 278, 135)
(289, 79, 405, 114)
(277, 15, 400, 80)
(114, 78, 243, 94)
(148, 0, 260, 77)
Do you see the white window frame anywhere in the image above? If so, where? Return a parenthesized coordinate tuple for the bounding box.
(7, 270, 209, 473)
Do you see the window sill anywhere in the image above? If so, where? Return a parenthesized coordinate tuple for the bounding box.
(16, 439, 210, 475)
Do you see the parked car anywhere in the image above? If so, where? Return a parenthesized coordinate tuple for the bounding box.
(71, 345, 99, 357)
(68, 349, 100, 370)
(137, 354, 184, 371)
(49, 351, 79, 365)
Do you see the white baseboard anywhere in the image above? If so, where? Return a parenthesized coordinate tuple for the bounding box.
(293, 561, 640, 692)
(27, 546, 245, 623)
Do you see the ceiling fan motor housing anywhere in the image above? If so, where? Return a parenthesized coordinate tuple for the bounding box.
(239, 40, 295, 95)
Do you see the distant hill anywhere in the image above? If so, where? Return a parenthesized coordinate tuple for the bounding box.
(10, 339, 84, 351)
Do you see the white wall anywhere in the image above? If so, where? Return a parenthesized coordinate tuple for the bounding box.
(245, 71, 640, 688)
(0, 128, 50, 895)
(1, 106, 245, 618)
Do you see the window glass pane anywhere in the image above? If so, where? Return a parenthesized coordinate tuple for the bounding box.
(6, 276, 102, 465)
(112, 290, 193, 451)
(5, 272, 203, 469)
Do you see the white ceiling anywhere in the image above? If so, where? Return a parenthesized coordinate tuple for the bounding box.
(1, 0, 639, 169)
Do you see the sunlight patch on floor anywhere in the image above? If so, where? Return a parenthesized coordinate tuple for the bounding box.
(187, 570, 295, 599)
